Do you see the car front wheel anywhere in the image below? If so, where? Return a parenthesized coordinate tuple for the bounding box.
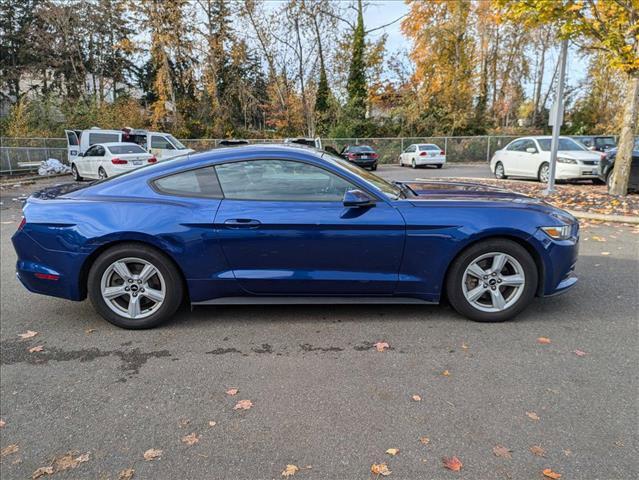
(72, 164, 83, 181)
(446, 239, 538, 322)
(538, 162, 550, 183)
(88, 243, 183, 329)
(494, 162, 506, 179)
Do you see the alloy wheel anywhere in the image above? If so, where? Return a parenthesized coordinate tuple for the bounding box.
(539, 164, 550, 183)
(100, 257, 166, 320)
(461, 252, 525, 313)
(495, 163, 504, 179)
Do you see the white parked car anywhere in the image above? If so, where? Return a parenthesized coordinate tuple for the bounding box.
(71, 143, 156, 181)
(399, 143, 446, 168)
(490, 136, 603, 183)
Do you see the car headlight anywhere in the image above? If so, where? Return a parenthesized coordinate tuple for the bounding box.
(557, 157, 577, 164)
(541, 225, 572, 240)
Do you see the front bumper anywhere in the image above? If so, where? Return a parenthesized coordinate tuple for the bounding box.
(532, 225, 580, 297)
(556, 162, 599, 179)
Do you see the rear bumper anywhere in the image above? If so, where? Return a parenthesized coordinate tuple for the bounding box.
(349, 159, 378, 168)
(415, 156, 446, 165)
(12, 229, 86, 301)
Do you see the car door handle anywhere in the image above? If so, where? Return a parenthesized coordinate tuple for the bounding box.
(223, 218, 261, 228)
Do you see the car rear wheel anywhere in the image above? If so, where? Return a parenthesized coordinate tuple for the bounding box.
(436, 164, 443, 169)
(72, 164, 83, 181)
(98, 167, 107, 179)
(446, 239, 538, 322)
(88, 243, 183, 329)
(412, 159, 417, 169)
(538, 162, 550, 183)
(494, 162, 507, 179)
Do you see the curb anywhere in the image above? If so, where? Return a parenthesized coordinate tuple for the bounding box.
(0, 173, 71, 186)
(568, 210, 639, 225)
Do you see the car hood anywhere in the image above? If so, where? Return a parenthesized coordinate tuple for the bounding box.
(402, 181, 576, 223)
(556, 150, 601, 161)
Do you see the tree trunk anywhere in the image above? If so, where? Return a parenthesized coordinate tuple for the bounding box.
(609, 74, 639, 195)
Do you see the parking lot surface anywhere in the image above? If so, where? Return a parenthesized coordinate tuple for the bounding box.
(0, 167, 637, 479)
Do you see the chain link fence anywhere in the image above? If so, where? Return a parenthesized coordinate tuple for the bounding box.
(0, 135, 538, 175)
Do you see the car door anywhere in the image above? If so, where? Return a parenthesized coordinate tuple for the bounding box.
(150, 135, 176, 160)
(65, 130, 80, 165)
(213, 158, 406, 295)
(402, 145, 415, 165)
(78, 145, 97, 177)
(519, 139, 540, 178)
(501, 139, 525, 175)
(92, 145, 107, 176)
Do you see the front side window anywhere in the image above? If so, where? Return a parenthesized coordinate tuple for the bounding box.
(89, 133, 120, 145)
(153, 167, 222, 198)
(151, 136, 175, 149)
(507, 140, 525, 151)
(167, 134, 186, 149)
(521, 140, 537, 152)
(215, 160, 357, 202)
(84, 146, 98, 157)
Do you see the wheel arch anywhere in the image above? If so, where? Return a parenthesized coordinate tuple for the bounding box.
(441, 234, 545, 301)
(78, 238, 190, 302)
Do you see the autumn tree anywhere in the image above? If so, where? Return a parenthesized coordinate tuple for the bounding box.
(500, 0, 639, 195)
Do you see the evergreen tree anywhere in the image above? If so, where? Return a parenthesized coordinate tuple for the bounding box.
(346, 0, 367, 120)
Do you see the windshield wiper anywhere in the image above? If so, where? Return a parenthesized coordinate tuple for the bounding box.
(393, 181, 413, 199)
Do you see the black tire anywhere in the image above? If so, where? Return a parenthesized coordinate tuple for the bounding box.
(98, 167, 108, 179)
(494, 161, 507, 179)
(538, 162, 550, 183)
(436, 164, 443, 169)
(371, 164, 377, 171)
(445, 239, 538, 322)
(411, 159, 417, 169)
(72, 164, 83, 181)
(606, 170, 614, 189)
(87, 243, 184, 329)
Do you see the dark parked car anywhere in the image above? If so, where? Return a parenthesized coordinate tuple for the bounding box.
(12, 145, 580, 329)
(573, 135, 616, 152)
(218, 139, 249, 147)
(598, 138, 639, 191)
(341, 145, 379, 170)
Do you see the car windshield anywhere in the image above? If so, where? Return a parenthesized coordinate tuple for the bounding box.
(167, 134, 186, 149)
(537, 138, 587, 151)
(322, 152, 402, 200)
(595, 137, 616, 149)
(350, 146, 374, 153)
(108, 144, 146, 154)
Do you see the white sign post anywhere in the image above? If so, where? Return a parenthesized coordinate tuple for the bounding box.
(545, 39, 569, 195)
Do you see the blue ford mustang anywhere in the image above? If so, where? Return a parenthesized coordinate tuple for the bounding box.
(12, 145, 579, 329)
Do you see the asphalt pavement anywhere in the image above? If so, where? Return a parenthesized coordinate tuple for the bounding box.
(0, 165, 637, 480)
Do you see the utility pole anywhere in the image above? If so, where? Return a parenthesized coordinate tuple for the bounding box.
(545, 39, 568, 195)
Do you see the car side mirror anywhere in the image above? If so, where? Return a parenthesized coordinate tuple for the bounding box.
(526, 147, 537, 154)
(343, 189, 375, 208)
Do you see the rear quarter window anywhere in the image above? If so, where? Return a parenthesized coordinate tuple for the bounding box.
(153, 167, 223, 198)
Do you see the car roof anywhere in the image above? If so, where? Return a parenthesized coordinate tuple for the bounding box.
(93, 142, 143, 147)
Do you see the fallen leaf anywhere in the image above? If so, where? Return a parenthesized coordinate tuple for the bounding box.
(385, 448, 399, 456)
(32, 466, 54, 479)
(442, 370, 450, 376)
(178, 418, 191, 428)
(28, 345, 44, 353)
(601, 251, 610, 256)
(282, 464, 299, 477)
(19, 330, 38, 339)
(0, 418, 5, 428)
(118, 468, 135, 480)
(234, 399, 253, 410)
(85, 328, 96, 335)
(526, 411, 540, 421)
(373, 341, 389, 352)
(1, 444, 19, 457)
(226, 388, 239, 396)
(573, 349, 587, 357)
(54, 451, 90, 471)
(563, 449, 572, 456)
(530, 445, 546, 457)
(208, 421, 217, 427)
(537, 337, 551, 344)
(411, 394, 422, 402)
(419, 436, 430, 445)
(542, 468, 562, 479)
(442, 456, 462, 471)
(143, 448, 162, 461)
(493, 445, 511, 458)
(461, 342, 469, 350)
(371, 462, 391, 476)
(181, 432, 200, 446)
(590, 236, 606, 242)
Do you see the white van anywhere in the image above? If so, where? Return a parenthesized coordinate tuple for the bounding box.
(65, 128, 194, 165)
